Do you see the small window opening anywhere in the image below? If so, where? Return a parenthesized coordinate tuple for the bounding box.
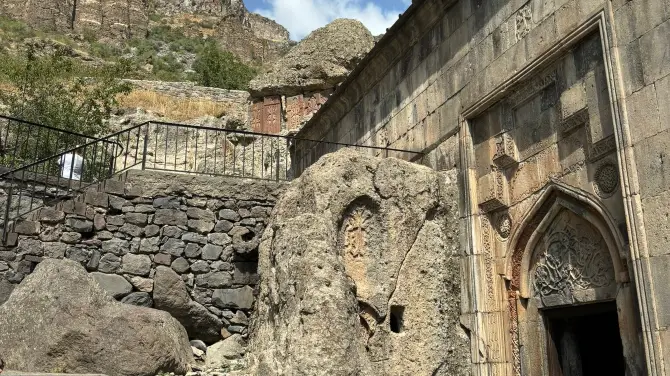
(390, 305, 405, 333)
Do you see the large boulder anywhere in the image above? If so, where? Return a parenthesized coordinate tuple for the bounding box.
(248, 149, 469, 375)
(0, 259, 193, 376)
(249, 19, 374, 96)
(0, 279, 14, 305)
(153, 266, 223, 344)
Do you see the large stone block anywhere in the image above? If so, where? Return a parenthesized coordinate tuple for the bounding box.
(154, 209, 188, 226)
(153, 266, 223, 344)
(627, 83, 661, 145)
(91, 272, 133, 299)
(121, 254, 152, 276)
(639, 17, 670, 84)
(213, 286, 254, 310)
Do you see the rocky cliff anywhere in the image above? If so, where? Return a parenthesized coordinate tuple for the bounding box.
(0, 0, 291, 64)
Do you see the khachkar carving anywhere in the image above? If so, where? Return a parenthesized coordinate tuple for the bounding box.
(251, 100, 263, 132)
(344, 208, 371, 258)
(593, 162, 619, 198)
(285, 95, 304, 131)
(264, 97, 281, 134)
(532, 211, 615, 306)
(515, 4, 532, 41)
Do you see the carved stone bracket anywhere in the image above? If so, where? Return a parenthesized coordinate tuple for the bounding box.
(478, 169, 509, 213)
(492, 132, 519, 168)
(559, 107, 589, 134)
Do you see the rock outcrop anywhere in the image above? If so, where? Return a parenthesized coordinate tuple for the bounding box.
(248, 149, 469, 375)
(0, 259, 193, 376)
(153, 265, 224, 344)
(249, 19, 374, 96)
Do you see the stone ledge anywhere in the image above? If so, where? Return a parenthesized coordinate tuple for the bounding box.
(3, 372, 107, 376)
(121, 170, 286, 201)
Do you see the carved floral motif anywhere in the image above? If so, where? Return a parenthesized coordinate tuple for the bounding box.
(496, 212, 512, 240)
(481, 215, 495, 305)
(532, 211, 614, 300)
(593, 162, 619, 198)
(515, 5, 532, 41)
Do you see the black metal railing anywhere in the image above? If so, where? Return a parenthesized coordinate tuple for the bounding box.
(0, 115, 104, 170)
(0, 120, 424, 242)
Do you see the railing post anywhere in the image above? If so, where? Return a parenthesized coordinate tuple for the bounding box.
(141, 123, 150, 171)
(2, 185, 12, 245)
(276, 138, 282, 182)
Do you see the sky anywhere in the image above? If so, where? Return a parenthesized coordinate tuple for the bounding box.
(246, 0, 412, 41)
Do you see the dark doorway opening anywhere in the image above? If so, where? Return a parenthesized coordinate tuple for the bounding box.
(545, 302, 625, 376)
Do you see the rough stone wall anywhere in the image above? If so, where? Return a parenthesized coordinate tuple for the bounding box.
(124, 80, 249, 103)
(0, 170, 284, 342)
(123, 79, 251, 122)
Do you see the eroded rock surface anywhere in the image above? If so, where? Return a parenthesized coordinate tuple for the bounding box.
(249, 19, 374, 97)
(248, 149, 469, 375)
(0, 259, 193, 376)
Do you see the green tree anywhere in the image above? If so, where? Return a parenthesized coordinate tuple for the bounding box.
(0, 49, 131, 136)
(193, 42, 257, 90)
(0, 49, 131, 168)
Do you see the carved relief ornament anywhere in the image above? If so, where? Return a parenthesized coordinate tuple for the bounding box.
(531, 211, 615, 307)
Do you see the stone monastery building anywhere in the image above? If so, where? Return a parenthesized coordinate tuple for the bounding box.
(292, 0, 670, 374)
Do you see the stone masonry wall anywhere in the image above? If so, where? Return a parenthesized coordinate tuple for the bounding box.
(0, 170, 284, 341)
(125, 80, 251, 104)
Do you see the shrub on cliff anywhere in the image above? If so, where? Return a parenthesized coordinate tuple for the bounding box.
(193, 42, 257, 90)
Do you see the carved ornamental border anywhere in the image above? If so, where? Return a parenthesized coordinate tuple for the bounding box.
(459, 9, 659, 376)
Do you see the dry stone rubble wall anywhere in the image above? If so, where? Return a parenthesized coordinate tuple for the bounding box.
(0, 170, 284, 344)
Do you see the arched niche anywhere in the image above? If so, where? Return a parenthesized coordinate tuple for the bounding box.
(502, 182, 642, 376)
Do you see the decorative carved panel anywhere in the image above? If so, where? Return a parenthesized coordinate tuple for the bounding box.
(251, 97, 282, 134)
(531, 210, 615, 308)
(515, 4, 532, 41)
(559, 107, 589, 134)
(285, 95, 304, 131)
(593, 161, 619, 198)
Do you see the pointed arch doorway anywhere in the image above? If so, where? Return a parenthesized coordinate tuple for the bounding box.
(506, 186, 642, 376)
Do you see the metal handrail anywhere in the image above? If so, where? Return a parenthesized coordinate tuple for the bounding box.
(0, 114, 120, 170)
(0, 119, 424, 243)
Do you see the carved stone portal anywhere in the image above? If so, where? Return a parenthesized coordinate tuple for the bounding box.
(531, 210, 615, 308)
